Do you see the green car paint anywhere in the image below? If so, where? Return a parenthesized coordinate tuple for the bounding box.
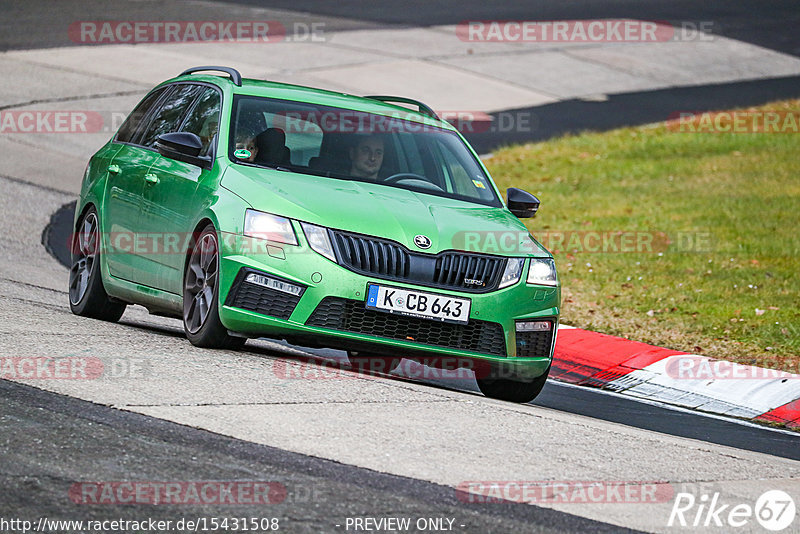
(72, 67, 560, 402)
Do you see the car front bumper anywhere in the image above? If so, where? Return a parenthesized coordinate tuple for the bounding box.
(216, 234, 560, 379)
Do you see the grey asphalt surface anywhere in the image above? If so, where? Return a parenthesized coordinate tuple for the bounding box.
(227, 0, 800, 57)
(247, 343, 800, 462)
(0, 0, 370, 51)
(4, 0, 799, 57)
(1, 380, 634, 534)
(464, 74, 800, 153)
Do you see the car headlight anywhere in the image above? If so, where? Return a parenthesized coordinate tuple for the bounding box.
(243, 209, 298, 245)
(498, 258, 524, 289)
(527, 258, 558, 286)
(301, 222, 337, 263)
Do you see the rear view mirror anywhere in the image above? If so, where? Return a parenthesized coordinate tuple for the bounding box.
(156, 132, 211, 169)
(507, 188, 540, 218)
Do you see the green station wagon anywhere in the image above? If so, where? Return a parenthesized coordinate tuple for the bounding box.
(69, 66, 560, 402)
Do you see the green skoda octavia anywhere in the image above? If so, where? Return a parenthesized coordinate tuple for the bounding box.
(69, 66, 560, 402)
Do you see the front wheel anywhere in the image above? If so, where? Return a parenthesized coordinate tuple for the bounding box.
(476, 365, 550, 403)
(69, 207, 127, 322)
(183, 225, 245, 350)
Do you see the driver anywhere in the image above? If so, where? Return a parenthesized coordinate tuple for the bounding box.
(348, 134, 384, 180)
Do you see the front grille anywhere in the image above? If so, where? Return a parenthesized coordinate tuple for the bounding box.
(433, 253, 505, 290)
(225, 270, 303, 320)
(516, 328, 555, 358)
(332, 231, 410, 278)
(306, 297, 507, 356)
(330, 230, 506, 293)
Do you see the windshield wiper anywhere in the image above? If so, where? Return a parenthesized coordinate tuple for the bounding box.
(254, 163, 291, 172)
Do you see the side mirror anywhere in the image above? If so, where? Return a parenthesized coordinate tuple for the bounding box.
(507, 188, 540, 218)
(155, 132, 211, 169)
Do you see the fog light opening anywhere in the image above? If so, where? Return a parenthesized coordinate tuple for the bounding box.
(245, 273, 303, 296)
(516, 320, 552, 332)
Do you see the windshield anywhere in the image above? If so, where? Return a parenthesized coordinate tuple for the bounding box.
(228, 95, 502, 207)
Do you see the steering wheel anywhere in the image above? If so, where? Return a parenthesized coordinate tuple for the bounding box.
(381, 173, 445, 192)
(383, 172, 428, 184)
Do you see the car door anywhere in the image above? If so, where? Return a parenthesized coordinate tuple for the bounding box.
(104, 86, 170, 282)
(114, 83, 201, 290)
(139, 85, 222, 294)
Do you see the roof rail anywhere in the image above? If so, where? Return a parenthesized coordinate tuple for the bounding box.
(364, 95, 439, 120)
(179, 66, 242, 86)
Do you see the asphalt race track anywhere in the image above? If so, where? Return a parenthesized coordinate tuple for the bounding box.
(1, 380, 630, 534)
(2, 1, 799, 533)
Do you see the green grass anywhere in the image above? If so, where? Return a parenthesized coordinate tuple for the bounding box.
(484, 100, 800, 372)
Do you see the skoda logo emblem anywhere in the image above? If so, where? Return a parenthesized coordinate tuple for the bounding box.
(414, 235, 432, 249)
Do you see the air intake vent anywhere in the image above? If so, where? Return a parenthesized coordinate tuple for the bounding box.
(306, 297, 507, 356)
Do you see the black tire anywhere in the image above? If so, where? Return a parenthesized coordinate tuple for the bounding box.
(476, 365, 550, 403)
(347, 351, 402, 374)
(69, 207, 127, 322)
(183, 224, 246, 350)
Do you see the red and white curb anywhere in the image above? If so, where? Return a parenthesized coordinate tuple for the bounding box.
(552, 325, 800, 428)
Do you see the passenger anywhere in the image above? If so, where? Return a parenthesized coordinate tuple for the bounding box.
(348, 134, 384, 180)
(234, 131, 258, 163)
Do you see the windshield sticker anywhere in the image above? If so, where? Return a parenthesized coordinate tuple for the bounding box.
(472, 179, 486, 189)
(234, 148, 252, 159)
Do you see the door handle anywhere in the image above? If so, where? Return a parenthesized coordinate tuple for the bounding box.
(144, 173, 159, 185)
(107, 164, 121, 175)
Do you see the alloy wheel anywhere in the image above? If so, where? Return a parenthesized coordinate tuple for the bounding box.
(183, 232, 219, 334)
(68, 212, 99, 305)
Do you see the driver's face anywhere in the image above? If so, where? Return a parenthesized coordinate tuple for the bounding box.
(350, 137, 384, 179)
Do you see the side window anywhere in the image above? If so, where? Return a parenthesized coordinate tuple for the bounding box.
(115, 87, 167, 144)
(139, 85, 201, 148)
(180, 88, 221, 157)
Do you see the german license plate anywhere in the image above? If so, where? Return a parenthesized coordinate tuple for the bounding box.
(365, 284, 471, 325)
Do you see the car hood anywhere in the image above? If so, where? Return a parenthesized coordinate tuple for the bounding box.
(221, 166, 550, 256)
